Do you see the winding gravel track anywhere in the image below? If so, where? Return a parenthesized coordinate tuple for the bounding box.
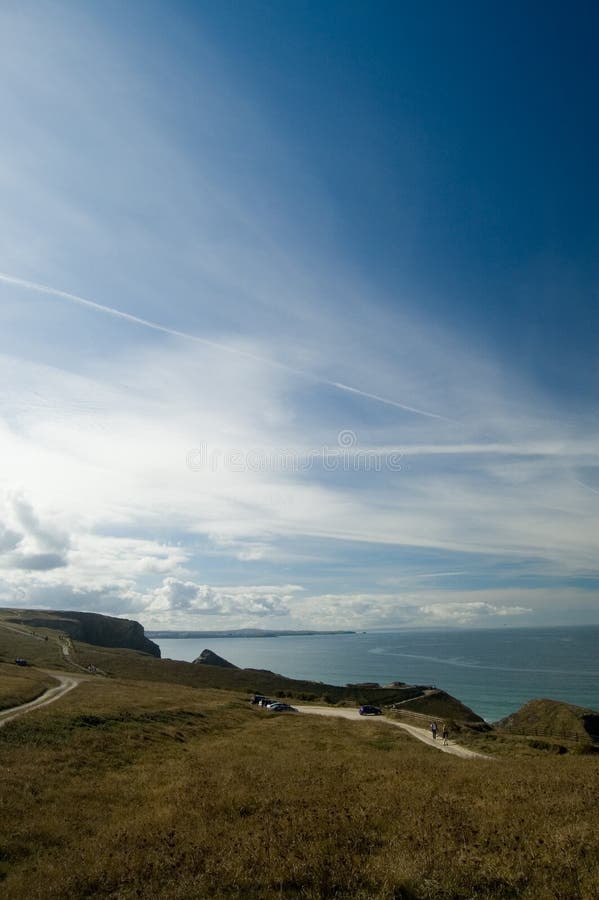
(0, 674, 80, 728)
(295, 706, 487, 759)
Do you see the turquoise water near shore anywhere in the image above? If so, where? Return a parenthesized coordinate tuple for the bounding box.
(155, 626, 599, 723)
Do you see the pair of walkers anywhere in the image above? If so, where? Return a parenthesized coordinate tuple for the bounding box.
(430, 721, 449, 745)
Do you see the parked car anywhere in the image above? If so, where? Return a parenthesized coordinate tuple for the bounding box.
(268, 703, 298, 712)
(359, 705, 382, 716)
(14, 658, 28, 667)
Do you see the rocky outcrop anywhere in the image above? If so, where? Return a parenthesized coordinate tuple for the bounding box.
(9, 611, 161, 658)
(192, 648, 239, 668)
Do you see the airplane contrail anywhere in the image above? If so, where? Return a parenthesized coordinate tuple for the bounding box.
(330, 382, 450, 418)
(0, 271, 450, 421)
(575, 479, 599, 498)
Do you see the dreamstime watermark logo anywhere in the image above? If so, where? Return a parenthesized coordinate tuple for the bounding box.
(186, 430, 402, 474)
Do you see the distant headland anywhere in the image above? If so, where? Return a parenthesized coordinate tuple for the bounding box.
(147, 628, 356, 639)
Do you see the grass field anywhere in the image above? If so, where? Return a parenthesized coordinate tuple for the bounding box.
(0, 662, 57, 711)
(1, 674, 598, 899)
(0, 621, 65, 669)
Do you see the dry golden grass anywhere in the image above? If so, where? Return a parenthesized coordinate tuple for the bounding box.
(0, 662, 57, 710)
(397, 690, 483, 723)
(0, 621, 64, 669)
(1, 677, 598, 899)
(457, 727, 599, 758)
(497, 698, 599, 744)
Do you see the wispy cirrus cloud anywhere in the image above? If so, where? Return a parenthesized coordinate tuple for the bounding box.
(0, 271, 447, 421)
(0, 2, 597, 630)
(1, 335, 598, 588)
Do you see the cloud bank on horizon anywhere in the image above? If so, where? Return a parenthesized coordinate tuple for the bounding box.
(0, 2, 597, 630)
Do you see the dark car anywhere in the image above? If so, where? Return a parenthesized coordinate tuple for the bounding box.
(359, 704, 382, 716)
(268, 703, 298, 712)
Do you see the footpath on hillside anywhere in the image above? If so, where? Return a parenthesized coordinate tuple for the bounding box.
(295, 705, 488, 759)
(0, 674, 81, 729)
(0, 677, 488, 758)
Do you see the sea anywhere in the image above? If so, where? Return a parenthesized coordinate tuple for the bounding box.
(154, 625, 599, 723)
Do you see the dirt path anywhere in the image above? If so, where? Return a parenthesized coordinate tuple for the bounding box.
(58, 636, 92, 673)
(0, 619, 47, 642)
(295, 706, 488, 759)
(0, 618, 93, 673)
(0, 673, 81, 729)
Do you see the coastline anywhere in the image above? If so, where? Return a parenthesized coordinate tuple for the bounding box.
(154, 625, 599, 723)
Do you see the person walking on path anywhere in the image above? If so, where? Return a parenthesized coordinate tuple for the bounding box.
(442, 724, 449, 745)
(431, 721, 438, 740)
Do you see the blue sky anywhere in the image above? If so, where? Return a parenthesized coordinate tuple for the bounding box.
(0, 1, 597, 629)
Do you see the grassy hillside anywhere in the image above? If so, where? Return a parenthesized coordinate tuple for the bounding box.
(1, 613, 597, 897)
(394, 689, 486, 725)
(72, 640, 441, 706)
(1, 675, 598, 898)
(0, 663, 58, 711)
(0, 607, 160, 656)
(1, 609, 476, 711)
(0, 620, 66, 667)
(497, 698, 599, 744)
